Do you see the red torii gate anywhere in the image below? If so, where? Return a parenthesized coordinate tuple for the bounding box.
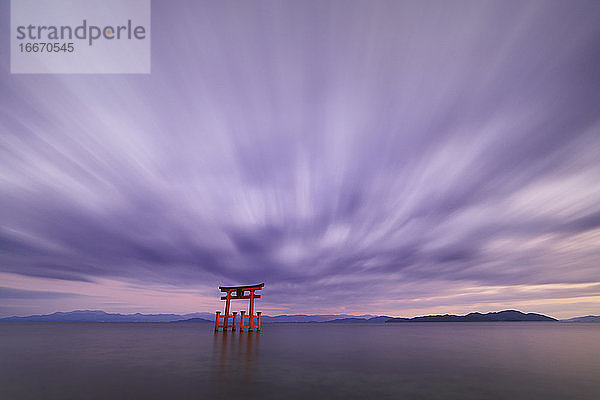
(215, 283, 264, 332)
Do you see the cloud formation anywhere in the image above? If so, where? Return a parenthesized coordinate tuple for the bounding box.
(1, 0, 600, 317)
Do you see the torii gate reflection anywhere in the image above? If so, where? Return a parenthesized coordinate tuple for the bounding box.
(215, 283, 264, 332)
(211, 329, 260, 396)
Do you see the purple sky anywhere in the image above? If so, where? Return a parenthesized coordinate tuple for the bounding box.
(1, 0, 600, 318)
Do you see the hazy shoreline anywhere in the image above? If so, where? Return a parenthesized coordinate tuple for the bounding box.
(2, 309, 597, 323)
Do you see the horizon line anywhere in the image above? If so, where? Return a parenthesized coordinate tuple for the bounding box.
(3, 308, 596, 320)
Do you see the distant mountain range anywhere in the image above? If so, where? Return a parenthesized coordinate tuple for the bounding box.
(387, 310, 557, 322)
(2, 309, 596, 323)
(0, 310, 375, 323)
(0, 310, 212, 323)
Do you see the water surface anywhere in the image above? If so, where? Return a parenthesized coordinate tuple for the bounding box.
(1, 322, 598, 399)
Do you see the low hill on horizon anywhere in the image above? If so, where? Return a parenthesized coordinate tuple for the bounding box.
(561, 315, 600, 322)
(259, 314, 376, 323)
(387, 310, 557, 322)
(327, 316, 393, 323)
(176, 317, 213, 323)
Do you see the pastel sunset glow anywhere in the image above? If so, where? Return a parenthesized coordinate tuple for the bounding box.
(2, 0, 600, 319)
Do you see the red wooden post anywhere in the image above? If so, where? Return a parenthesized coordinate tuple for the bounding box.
(223, 290, 232, 330)
(240, 310, 246, 332)
(257, 311, 262, 331)
(232, 311, 237, 331)
(249, 290, 255, 331)
(214, 311, 220, 331)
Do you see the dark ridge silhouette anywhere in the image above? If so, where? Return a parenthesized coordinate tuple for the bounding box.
(387, 310, 557, 322)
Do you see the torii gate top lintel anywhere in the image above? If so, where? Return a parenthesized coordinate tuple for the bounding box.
(218, 283, 264, 291)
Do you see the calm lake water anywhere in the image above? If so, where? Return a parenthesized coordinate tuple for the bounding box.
(1, 322, 599, 399)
